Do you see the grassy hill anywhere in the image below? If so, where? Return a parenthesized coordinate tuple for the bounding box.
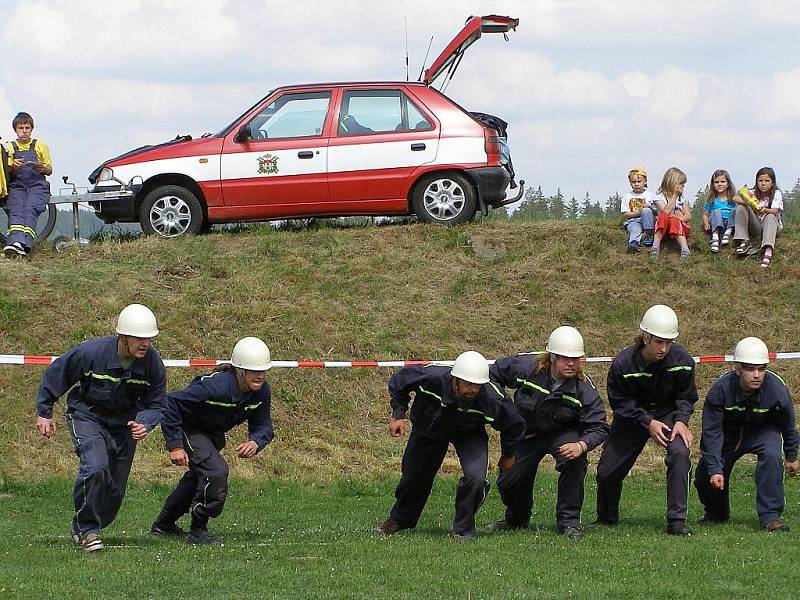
(1, 218, 798, 483)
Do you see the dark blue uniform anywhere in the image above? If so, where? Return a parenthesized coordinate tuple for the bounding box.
(490, 355, 609, 531)
(36, 336, 166, 537)
(6, 140, 50, 251)
(387, 365, 524, 536)
(157, 369, 274, 530)
(694, 370, 799, 526)
(595, 343, 698, 524)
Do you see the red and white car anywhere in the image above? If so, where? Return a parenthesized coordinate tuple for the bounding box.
(88, 15, 521, 237)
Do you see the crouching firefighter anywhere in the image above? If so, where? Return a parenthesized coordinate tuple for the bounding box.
(35, 304, 166, 553)
(485, 326, 609, 540)
(151, 337, 275, 546)
(595, 304, 698, 536)
(694, 337, 799, 532)
(375, 351, 524, 540)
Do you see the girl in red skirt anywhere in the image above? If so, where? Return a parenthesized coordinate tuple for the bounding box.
(649, 167, 692, 259)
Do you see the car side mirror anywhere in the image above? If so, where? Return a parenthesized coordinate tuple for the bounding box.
(234, 123, 252, 143)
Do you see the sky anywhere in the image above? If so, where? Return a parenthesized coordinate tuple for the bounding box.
(2, 0, 799, 206)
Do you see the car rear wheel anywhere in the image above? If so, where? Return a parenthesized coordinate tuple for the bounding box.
(412, 173, 476, 225)
(139, 185, 204, 238)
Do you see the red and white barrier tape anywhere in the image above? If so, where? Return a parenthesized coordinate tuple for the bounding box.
(2, 353, 800, 368)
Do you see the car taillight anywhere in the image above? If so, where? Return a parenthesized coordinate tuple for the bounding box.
(484, 130, 501, 165)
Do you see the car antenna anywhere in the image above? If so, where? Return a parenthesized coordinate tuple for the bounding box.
(417, 35, 434, 81)
(404, 16, 410, 81)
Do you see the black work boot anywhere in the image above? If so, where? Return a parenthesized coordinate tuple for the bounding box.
(667, 519, 692, 536)
(151, 519, 185, 536)
(187, 529, 223, 546)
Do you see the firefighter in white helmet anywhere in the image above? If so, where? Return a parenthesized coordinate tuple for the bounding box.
(375, 351, 524, 539)
(694, 337, 799, 532)
(484, 326, 609, 540)
(595, 304, 699, 535)
(35, 304, 167, 553)
(152, 337, 275, 545)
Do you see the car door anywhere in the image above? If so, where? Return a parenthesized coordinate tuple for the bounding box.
(219, 90, 332, 218)
(326, 87, 439, 213)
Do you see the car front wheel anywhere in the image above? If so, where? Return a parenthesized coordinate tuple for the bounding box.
(412, 173, 476, 225)
(139, 185, 204, 238)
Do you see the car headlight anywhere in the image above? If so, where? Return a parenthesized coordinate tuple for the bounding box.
(97, 167, 114, 182)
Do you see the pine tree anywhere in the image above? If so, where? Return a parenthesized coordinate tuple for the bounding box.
(549, 188, 565, 219)
(566, 195, 580, 220)
(605, 192, 622, 218)
(512, 185, 548, 220)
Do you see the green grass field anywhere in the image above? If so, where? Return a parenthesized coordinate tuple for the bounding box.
(1, 469, 798, 599)
(1, 219, 799, 598)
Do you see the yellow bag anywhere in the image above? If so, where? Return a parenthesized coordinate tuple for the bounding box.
(738, 186, 763, 214)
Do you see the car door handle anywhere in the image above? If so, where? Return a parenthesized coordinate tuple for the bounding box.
(297, 151, 315, 159)
(410, 143, 426, 151)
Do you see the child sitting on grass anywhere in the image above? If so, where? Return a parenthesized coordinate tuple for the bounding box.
(702, 169, 736, 253)
(649, 167, 692, 259)
(620, 167, 656, 253)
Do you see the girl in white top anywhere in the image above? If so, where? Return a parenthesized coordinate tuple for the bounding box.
(650, 167, 692, 259)
(732, 167, 783, 268)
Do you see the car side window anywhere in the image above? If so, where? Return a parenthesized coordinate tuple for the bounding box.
(248, 92, 331, 140)
(338, 90, 431, 136)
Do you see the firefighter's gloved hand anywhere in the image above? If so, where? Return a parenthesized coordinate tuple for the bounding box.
(389, 418, 406, 437)
(497, 455, 515, 471)
(236, 440, 258, 458)
(169, 448, 189, 467)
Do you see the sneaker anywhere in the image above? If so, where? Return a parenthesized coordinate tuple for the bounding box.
(648, 247, 660, 259)
(450, 531, 475, 541)
(3, 243, 25, 258)
(626, 241, 640, 254)
(561, 526, 583, 541)
(765, 519, 789, 533)
(482, 519, 527, 532)
(187, 529, 223, 545)
(666, 520, 692, 536)
(151, 520, 185, 536)
(642, 232, 654, 247)
(680, 249, 691, 260)
(81, 532, 104, 553)
(373, 517, 409, 536)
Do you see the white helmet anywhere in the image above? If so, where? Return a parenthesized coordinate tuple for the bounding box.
(116, 304, 159, 338)
(639, 304, 679, 340)
(450, 351, 490, 385)
(231, 337, 272, 371)
(546, 326, 585, 358)
(733, 337, 770, 365)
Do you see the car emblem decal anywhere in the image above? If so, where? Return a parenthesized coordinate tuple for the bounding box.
(257, 153, 279, 175)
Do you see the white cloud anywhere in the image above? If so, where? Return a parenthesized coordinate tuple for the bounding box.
(645, 67, 700, 123)
(767, 69, 800, 121)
